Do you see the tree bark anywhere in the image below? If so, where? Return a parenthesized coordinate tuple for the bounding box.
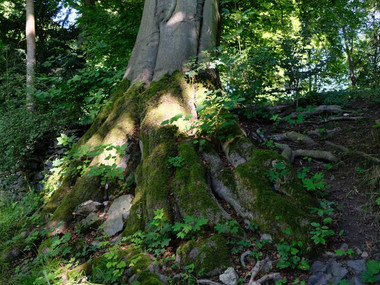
(26, 0, 36, 110)
(124, 0, 220, 85)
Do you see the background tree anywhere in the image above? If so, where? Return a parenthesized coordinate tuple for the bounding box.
(26, 0, 36, 110)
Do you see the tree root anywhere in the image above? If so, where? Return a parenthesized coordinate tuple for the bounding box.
(286, 105, 342, 119)
(247, 257, 281, 285)
(326, 141, 380, 164)
(307, 128, 341, 138)
(275, 143, 338, 162)
(306, 116, 368, 124)
(240, 250, 252, 268)
(270, 131, 316, 146)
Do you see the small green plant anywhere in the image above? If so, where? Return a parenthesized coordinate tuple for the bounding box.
(266, 161, 290, 183)
(167, 156, 185, 168)
(310, 219, 334, 245)
(56, 133, 75, 146)
(361, 260, 380, 283)
(172, 216, 209, 239)
(335, 248, 354, 257)
(214, 220, 239, 234)
(276, 241, 309, 270)
(297, 168, 328, 196)
(372, 122, 380, 129)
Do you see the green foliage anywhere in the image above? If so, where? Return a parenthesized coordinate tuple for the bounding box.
(167, 156, 185, 168)
(126, 209, 208, 257)
(276, 241, 309, 270)
(335, 248, 354, 257)
(361, 260, 380, 283)
(297, 168, 328, 196)
(214, 220, 240, 234)
(266, 161, 290, 183)
(310, 220, 335, 245)
(172, 216, 209, 239)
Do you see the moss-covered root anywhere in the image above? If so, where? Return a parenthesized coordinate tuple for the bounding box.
(45, 80, 139, 230)
(234, 150, 319, 252)
(176, 235, 232, 277)
(124, 126, 178, 235)
(202, 144, 254, 222)
(172, 142, 231, 225)
(221, 124, 257, 167)
(67, 247, 163, 284)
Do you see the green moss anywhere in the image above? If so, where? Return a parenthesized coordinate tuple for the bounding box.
(234, 150, 318, 252)
(50, 175, 104, 225)
(136, 271, 163, 285)
(176, 235, 232, 277)
(172, 142, 229, 225)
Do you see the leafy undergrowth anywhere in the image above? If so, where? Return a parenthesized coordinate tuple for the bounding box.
(1, 91, 379, 284)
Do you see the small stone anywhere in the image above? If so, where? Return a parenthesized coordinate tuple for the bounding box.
(74, 200, 102, 217)
(78, 212, 98, 231)
(339, 243, 349, 252)
(310, 261, 325, 274)
(219, 267, 238, 285)
(260, 233, 272, 242)
(361, 251, 368, 258)
(348, 276, 364, 285)
(308, 273, 332, 285)
(347, 260, 366, 274)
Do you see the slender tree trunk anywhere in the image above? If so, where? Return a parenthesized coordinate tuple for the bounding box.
(342, 26, 357, 87)
(26, 0, 36, 110)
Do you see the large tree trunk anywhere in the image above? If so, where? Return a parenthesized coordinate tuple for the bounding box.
(44, 0, 318, 276)
(26, 0, 36, 110)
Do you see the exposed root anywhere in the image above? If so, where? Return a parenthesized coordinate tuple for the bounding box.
(326, 141, 380, 164)
(275, 143, 294, 162)
(240, 250, 252, 268)
(247, 257, 281, 285)
(310, 116, 368, 124)
(286, 105, 342, 119)
(275, 143, 337, 163)
(293, 149, 338, 162)
(308, 128, 341, 138)
(270, 131, 316, 146)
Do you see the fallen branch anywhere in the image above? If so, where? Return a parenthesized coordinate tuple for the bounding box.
(326, 141, 380, 164)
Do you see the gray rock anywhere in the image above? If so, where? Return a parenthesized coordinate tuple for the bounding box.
(310, 261, 325, 274)
(77, 212, 99, 231)
(308, 273, 332, 285)
(74, 200, 102, 217)
(347, 260, 366, 274)
(2, 247, 21, 262)
(348, 276, 364, 285)
(103, 195, 133, 236)
(329, 261, 347, 278)
(260, 233, 272, 242)
(219, 267, 238, 285)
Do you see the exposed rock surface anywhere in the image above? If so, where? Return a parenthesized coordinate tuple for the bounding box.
(103, 194, 133, 236)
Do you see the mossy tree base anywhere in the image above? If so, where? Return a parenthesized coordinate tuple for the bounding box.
(43, 72, 319, 276)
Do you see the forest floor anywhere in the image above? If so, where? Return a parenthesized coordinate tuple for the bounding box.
(1, 95, 379, 285)
(239, 96, 380, 282)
